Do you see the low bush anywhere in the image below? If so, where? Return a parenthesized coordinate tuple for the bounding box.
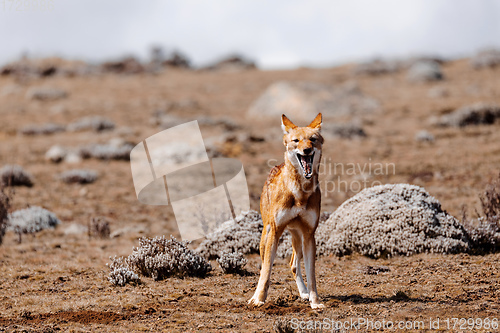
(108, 236, 211, 284)
(217, 251, 248, 274)
(0, 165, 34, 187)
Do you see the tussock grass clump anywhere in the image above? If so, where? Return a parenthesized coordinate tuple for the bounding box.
(217, 251, 247, 274)
(196, 210, 263, 260)
(470, 49, 500, 69)
(19, 123, 66, 136)
(407, 60, 443, 82)
(415, 130, 435, 143)
(0, 184, 11, 245)
(89, 217, 110, 239)
(107, 256, 140, 286)
(25, 86, 67, 101)
(122, 236, 211, 281)
(462, 174, 500, 253)
(67, 116, 115, 132)
(59, 169, 98, 184)
(316, 184, 469, 258)
(0, 165, 34, 187)
(437, 103, 500, 127)
(273, 317, 295, 333)
(80, 143, 133, 160)
(8, 206, 61, 242)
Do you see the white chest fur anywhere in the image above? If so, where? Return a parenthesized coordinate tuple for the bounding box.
(275, 206, 318, 229)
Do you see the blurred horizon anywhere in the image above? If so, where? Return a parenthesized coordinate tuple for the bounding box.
(1, 0, 499, 69)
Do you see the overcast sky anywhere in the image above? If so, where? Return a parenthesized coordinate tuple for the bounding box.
(1, 0, 499, 69)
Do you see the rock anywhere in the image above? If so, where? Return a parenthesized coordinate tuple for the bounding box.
(8, 206, 61, 234)
(64, 223, 88, 235)
(0, 165, 34, 187)
(163, 51, 191, 68)
(64, 152, 82, 164)
(58, 169, 98, 184)
(205, 55, 256, 71)
(101, 57, 144, 74)
(407, 61, 443, 82)
(247, 81, 379, 121)
(427, 86, 449, 98)
(470, 49, 500, 69)
(322, 122, 367, 139)
(19, 123, 66, 136)
(435, 103, 500, 127)
(353, 59, 400, 76)
(110, 225, 148, 238)
(45, 145, 67, 163)
(25, 86, 68, 101)
(414, 130, 435, 143)
(67, 116, 115, 132)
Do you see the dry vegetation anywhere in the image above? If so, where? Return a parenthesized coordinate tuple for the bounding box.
(0, 53, 499, 332)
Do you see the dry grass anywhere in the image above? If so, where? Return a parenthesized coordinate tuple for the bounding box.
(0, 57, 499, 331)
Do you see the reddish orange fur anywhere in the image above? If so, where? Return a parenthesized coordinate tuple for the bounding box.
(248, 113, 325, 309)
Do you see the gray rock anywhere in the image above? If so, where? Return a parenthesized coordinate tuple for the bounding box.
(414, 130, 435, 143)
(248, 81, 379, 121)
(45, 145, 67, 163)
(436, 103, 500, 127)
(407, 61, 443, 82)
(25, 86, 68, 101)
(470, 49, 500, 69)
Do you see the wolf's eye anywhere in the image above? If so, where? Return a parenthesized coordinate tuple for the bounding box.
(310, 137, 317, 142)
(292, 139, 299, 143)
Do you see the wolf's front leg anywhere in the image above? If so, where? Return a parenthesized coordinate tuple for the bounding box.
(248, 227, 280, 306)
(303, 233, 324, 309)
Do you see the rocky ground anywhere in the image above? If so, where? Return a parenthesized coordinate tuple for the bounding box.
(0, 54, 499, 332)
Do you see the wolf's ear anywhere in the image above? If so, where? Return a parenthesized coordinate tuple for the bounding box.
(308, 113, 322, 130)
(281, 114, 297, 134)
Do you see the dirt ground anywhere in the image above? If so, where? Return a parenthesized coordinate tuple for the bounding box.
(0, 58, 499, 332)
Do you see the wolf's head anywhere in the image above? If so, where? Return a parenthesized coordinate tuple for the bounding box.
(281, 113, 323, 179)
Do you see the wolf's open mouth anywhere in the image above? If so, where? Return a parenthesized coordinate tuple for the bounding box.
(297, 152, 315, 179)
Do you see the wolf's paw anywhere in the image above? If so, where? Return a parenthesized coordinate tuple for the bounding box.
(311, 303, 325, 310)
(248, 297, 265, 307)
(299, 292, 309, 300)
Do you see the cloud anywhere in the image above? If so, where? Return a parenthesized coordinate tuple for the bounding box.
(0, 0, 499, 69)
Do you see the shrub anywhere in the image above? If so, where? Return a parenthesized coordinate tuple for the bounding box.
(470, 49, 500, 69)
(314, 184, 469, 258)
(80, 143, 133, 160)
(480, 174, 500, 224)
(8, 206, 61, 242)
(67, 116, 115, 132)
(59, 169, 98, 184)
(196, 210, 263, 260)
(407, 60, 443, 82)
(0, 165, 34, 187)
(125, 236, 211, 280)
(463, 174, 500, 253)
(217, 251, 248, 274)
(0, 184, 10, 245)
(273, 318, 295, 333)
(354, 58, 400, 76)
(436, 103, 500, 127)
(107, 256, 140, 286)
(323, 122, 366, 139)
(45, 145, 67, 163)
(25, 86, 68, 101)
(19, 123, 66, 136)
(414, 130, 435, 143)
(89, 216, 110, 239)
